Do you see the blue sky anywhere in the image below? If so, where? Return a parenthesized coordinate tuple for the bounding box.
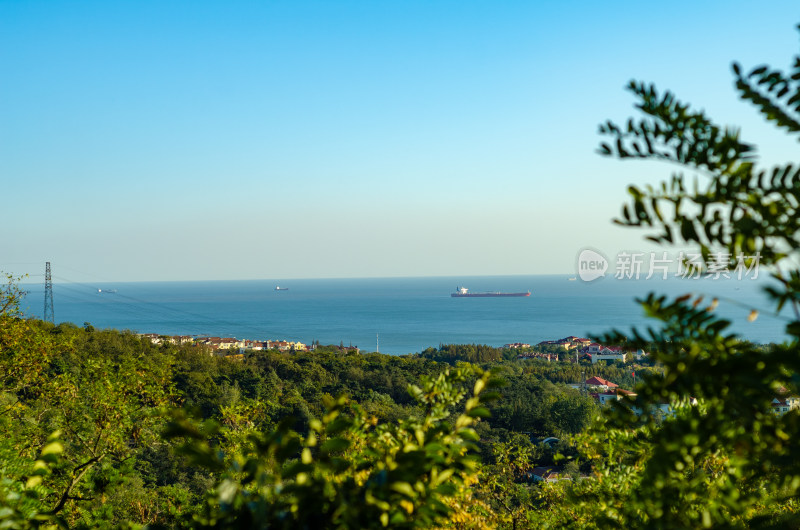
(2, 1, 799, 282)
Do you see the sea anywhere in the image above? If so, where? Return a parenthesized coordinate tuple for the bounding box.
(18, 275, 793, 355)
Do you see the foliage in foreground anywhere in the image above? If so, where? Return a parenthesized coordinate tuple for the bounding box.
(0, 299, 594, 529)
(532, 23, 800, 529)
(167, 366, 501, 528)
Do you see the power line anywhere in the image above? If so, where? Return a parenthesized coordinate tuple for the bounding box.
(47, 274, 279, 340)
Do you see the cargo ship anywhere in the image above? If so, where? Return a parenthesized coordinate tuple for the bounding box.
(451, 287, 530, 298)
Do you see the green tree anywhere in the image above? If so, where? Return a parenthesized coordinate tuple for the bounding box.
(538, 23, 800, 529)
(167, 365, 501, 528)
(476, 433, 539, 530)
(0, 279, 181, 527)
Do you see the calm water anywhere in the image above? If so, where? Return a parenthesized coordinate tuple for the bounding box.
(20, 275, 792, 355)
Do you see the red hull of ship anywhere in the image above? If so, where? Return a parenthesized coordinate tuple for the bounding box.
(451, 292, 530, 298)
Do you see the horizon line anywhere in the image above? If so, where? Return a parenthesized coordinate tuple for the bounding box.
(21, 272, 581, 286)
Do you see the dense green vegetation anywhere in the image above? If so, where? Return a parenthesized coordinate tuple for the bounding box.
(0, 291, 608, 528)
(530, 26, 800, 528)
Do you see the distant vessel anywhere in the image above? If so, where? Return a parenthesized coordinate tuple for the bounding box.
(568, 277, 577, 281)
(97, 289, 118, 294)
(451, 287, 530, 298)
(275, 286, 289, 291)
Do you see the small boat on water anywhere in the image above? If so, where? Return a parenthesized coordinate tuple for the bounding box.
(451, 287, 530, 298)
(275, 286, 289, 291)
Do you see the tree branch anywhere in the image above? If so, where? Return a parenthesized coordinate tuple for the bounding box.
(47, 453, 106, 515)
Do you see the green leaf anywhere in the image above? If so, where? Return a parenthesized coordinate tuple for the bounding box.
(466, 406, 491, 418)
(390, 481, 416, 498)
(320, 437, 350, 455)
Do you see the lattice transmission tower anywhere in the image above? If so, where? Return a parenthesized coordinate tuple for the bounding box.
(43, 261, 54, 323)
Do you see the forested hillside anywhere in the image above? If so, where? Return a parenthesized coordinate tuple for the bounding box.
(1, 279, 621, 528)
